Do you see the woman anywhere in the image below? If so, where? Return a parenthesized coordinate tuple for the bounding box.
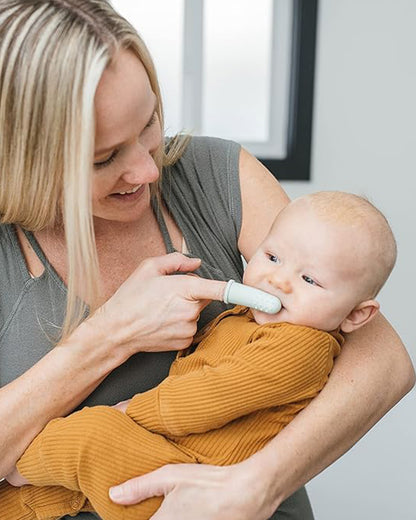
(0, 1, 413, 520)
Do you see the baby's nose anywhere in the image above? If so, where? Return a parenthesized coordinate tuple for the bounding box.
(268, 275, 292, 294)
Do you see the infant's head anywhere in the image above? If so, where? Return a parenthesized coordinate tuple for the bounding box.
(243, 191, 397, 331)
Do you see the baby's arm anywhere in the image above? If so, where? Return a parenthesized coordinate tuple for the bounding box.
(126, 324, 338, 436)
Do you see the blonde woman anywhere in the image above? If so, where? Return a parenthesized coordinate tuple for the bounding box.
(0, 2, 413, 520)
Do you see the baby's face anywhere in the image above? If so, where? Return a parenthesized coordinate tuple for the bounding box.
(243, 200, 370, 330)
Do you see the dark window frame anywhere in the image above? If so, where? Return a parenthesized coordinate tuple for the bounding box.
(259, 0, 318, 181)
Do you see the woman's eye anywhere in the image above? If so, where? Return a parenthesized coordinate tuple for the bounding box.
(145, 111, 157, 129)
(268, 254, 280, 263)
(94, 149, 119, 169)
(302, 275, 317, 286)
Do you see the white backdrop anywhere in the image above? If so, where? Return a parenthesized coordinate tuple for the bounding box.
(282, 1, 416, 518)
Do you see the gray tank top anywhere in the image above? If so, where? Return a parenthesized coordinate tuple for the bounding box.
(0, 136, 312, 520)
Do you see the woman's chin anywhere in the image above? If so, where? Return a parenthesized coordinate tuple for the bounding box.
(93, 186, 151, 223)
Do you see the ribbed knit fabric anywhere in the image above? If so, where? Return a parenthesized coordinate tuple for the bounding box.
(0, 479, 93, 519)
(5, 307, 342, 520)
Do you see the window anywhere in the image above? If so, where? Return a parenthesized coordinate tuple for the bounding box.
(112, 0, 318, 180)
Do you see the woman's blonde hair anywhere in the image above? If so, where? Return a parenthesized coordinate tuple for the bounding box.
(0, 0, 187, 338)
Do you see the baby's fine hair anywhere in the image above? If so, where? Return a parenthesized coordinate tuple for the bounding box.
(300, 191, 397, 297)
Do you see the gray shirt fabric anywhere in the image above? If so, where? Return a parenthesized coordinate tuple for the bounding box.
(0, 136, 313, 520)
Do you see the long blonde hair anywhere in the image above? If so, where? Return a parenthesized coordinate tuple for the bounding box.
(0, 0, 187, 338)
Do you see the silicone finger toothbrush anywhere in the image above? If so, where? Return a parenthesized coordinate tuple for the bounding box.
(223, 280, 281, 314)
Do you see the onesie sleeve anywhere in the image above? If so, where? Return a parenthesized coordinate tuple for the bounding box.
(126, 324, 341, 437)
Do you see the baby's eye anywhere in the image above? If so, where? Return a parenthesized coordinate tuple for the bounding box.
(302, 275, 317, 286)
(267, 254, 280, 263)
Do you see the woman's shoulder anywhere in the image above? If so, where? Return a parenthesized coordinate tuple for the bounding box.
(185, 134, 241, 151)
(168, 135, 241, 169)
(166, 135, 241, 199)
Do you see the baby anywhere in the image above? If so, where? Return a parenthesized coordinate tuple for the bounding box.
(1, 191, 397, 520)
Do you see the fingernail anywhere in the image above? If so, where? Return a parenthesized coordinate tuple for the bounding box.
(109, 486, 124, 500)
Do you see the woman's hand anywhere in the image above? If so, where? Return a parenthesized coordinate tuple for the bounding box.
(112, 399, 131, 413)
(5, 466, 30, 487)
(87, 252, 226, 358)
(109, 459, 277, 520)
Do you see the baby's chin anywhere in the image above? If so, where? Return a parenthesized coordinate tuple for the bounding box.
(251, 308, 285, 326)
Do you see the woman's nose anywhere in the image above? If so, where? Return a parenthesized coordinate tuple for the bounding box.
(268, 272, 292, 294)
(121, 144, 159, 185)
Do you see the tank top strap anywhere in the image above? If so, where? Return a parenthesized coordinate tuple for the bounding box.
(151, 195, 176, 254)
(20, 227, 49, 266)
(19, 227, 69, 292)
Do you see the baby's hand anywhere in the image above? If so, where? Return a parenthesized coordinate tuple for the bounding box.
(6, 466, 30, 487)
(112, 399, 132, 413)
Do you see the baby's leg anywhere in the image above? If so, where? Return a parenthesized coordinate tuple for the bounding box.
(17, 406, 196, 520)
(0, 479, 92, 520)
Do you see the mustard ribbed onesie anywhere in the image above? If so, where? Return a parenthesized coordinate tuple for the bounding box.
(0, 307, 342, 520)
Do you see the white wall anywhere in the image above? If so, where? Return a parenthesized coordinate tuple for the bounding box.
(281, 1, 416, 518)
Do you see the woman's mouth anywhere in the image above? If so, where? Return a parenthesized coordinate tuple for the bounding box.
(109, 184, 145, 201)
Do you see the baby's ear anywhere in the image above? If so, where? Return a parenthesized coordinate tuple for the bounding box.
(340, 300, 380, 333)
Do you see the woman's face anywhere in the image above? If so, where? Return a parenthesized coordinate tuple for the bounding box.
(92, 49, 162, 223)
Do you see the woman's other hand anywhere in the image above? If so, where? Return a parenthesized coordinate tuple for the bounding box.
(109, 459, 276, 520)
(87, 252, 226, 358)
(112, 399, 131, 413)
(5, 466, 30, 487)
